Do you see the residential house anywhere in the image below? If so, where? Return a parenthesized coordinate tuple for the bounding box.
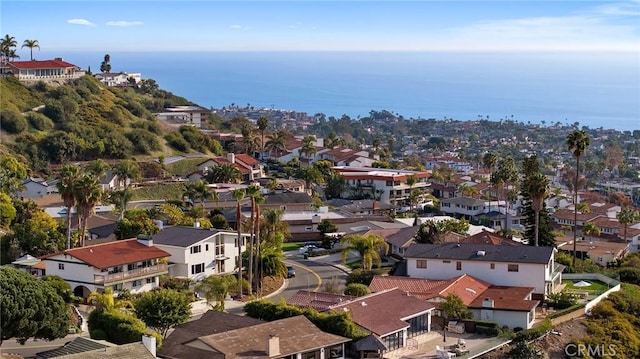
(439, 197, 485, 220)
(557, 239, 630, 267)
(36, 336, 156, 359)
(457, 230, 521, 246)
(369, 275, 539, 329)
(40, 237, 170, 298)
(328, 288, 436, 353)
(262, 191, 314, 211)
(319, 147, 374, 167)
(287, 290, 356, 311)
(404, 242, 561, 300)
(1, 58, 84, 82)
(385, 226, 418, 258)
(98, 170, 128, 191)
(332, 167, 430, 208)
(160, 313, 350, 359)
(425, 157, 474, 174)
(195, 153, 264, 182)
(156, 106, 209, 128)
(16, 177, 59, 199)
(94, 72, 141, 87)
(150, 226, 249, 281)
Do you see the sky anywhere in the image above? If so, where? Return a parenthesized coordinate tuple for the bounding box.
(1, 0, 639, 52)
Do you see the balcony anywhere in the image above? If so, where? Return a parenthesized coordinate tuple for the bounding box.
(94, 263, 168, 285)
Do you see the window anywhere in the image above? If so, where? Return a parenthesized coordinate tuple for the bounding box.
(113, 283, 123, 291)
(205, 244, 209, 251)
(191, 263, 205, 274)
(443, 260, 451, 264)
(416, 260, 427, 268)
(146, 277, 155, 284)
(127, 263, 137, 271)
(456, 261, 462, 270)
(190, 245, 201, 254)
(508, 264, 519, 272)
(58, 263, 65, 270)
(490, 263, 495, 269)
(302, 349, 321, 359)
(328, 344, 344, 359)
(386, 181, 393, 186)
(132, 280, 142, 287)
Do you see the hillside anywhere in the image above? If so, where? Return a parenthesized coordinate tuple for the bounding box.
(0, 76, 224, 174)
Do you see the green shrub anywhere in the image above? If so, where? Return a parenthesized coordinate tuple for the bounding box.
(1, 110, 27, 133)
(476, 325, 500, 336)
(473, 320, 500, 328)
(548, 303, 586, 319)
(513, 318, 551, 343)
(26, 112, 54, 131)
(546, 292, 578, 309)
(88, 309, 148, 345)
(618, 267, 640, 285)
(344, 283, 371, 297)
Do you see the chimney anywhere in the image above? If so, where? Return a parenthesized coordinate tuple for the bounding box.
(267, 334, 280, 357)
(142, 335, 156, 357)
(137, 234, 153, 247)
(227, 152, 235, 163)
(482, 298, 494, 308)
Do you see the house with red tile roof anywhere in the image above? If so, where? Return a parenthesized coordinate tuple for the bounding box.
(194, 153, 264, 182)
(369, 274, 539, 329)
(1, 58, 84, 82)
(41, 237, 170, 298)
(287, 290, 356, 311)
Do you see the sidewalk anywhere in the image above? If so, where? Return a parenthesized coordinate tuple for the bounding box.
(304, 250, 354, 274)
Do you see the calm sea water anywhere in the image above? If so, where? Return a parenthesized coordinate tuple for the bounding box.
(45, 51, 640, 132)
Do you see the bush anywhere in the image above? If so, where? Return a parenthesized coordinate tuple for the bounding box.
(344, 283, 371, 297)
(473, 320, 500, 328)
(1, 110, 28, 133)
(26, 112, 54, 131)
(548, 303, 585, 319)
(513, 318, 551, 343)
(546, 292, 578, 309)
(476, 325, 500, 336)
(88, 309, 150, 345)
(618, 267, 640, 285)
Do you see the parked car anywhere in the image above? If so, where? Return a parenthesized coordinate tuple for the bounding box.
(286, 265, 296, 278)
(299, 245, 319, 254)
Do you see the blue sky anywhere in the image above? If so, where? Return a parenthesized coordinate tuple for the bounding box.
(2, 1, 639, 52)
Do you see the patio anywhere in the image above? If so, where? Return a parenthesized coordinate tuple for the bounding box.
(384, 331, 510, 359)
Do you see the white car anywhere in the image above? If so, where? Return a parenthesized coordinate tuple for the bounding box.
(299, 245, 318, 254)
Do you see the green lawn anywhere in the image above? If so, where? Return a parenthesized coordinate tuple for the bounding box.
(562, 279, 611, 294)
(282, 242, 304, 252)
(131, 183, 185, 201)
(165, 158, 208, 176)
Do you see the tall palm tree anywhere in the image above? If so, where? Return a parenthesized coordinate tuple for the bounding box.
(406, 175, 418, 212)
(260, 208, 289, 251)
(232, 188, 246, 299)
(257, 115, 269, 160)
(526, 173, 550, 246)
(85, 159, 108, 180)
(57, 165, 82, 249)
(75, 174, 103, 247)
(185, 180, 217, 209)
(300, 135, 317, 167)
(112, 159, 141, 190)
(566, 129, 590, 267)
(265, 130, 291, 158)
(1, 34, 17, 58)
(340, 233, 389, 271)
(21, 39, 40, 60)
(195, 275, 237, 311)
(245, 184, 262, 292)
(482, 152, 498, 172)
(617, 207, 639, 242)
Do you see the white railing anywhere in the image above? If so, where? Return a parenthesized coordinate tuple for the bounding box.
(94, 263, 168, 285)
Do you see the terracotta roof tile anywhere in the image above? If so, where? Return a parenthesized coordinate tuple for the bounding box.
(9, 59, 78, 69)
(468, 286, 538, 311)
(235, 153, 260, 166)
(42, 239, 170, 269)
(369, 275, 452, 300)
(287, 290, 356, 311)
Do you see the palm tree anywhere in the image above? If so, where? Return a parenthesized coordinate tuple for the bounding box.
(108, 189, 133, 220)
(406, 175, 418, 212)
(185, 180, 217, 208)
(566, 129, 590, 267)
(617, 206, 639, 242)
(265, 130, 291, 158)
(245, 184, 262, 292)
(340, 233, 389, 271)
(232, 188, 246, 299)
(195, 275, 237, 311)
(257, 115, 269, 160)
(582, 221, 600, 242)
(1, 34, 17, 58)
(526, 173, 550, 246)
(300, 135, 317, 166)
(57, 165, 82, 249)
(205, 163, 242, 184)
(482, 152, 498, 172)
(260, 208, 289, 251)
(88, 287, 133, 311)
(21, 39, 40, 60)
(85, 159, 108, 180)
(299, 166, 323, 195)
(75, 174, 103, 247)
(112, 159, 141, 190)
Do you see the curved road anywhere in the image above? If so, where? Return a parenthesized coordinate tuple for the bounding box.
(280, 253, 348, 301)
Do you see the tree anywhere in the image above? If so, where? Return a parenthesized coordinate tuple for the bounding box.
(245, 184, 263, 292)
(111, 160, 141, 218)
(87, 288, 133, 311)
(566, 129, 590, 267)
(265, 130, 291, 158)
(582, 221, 600, 242)
(184, 180, 217, 208)
(75, 174, 103, 246)
(0, 154, 28, 196)
(406, 175, 418, 212)
(340, 233, 389, 271)
(414, 218, 469, 244)
(100, 54, 111, 73)
(318, 218, 340, 248)
(134, 289, 191, 338)
(617, 206, 639, 241)
(260, 208, 289, 251)
(0, 34, 17, 58)
(4, 209, 65, 259)
(0, 267, 70, 345)
(42, 275, 75, 303)
(299, 166, 323, 195)
(257, 115, 269, 160)
(205, 163, 242, 184)
(232, 188, 246, 298)
(300, 135, 317, 165)
(21, 39, 40, 60)
(344, 283, 371, 297)
(440, 293, 472, 320)
(196, 275, 238, 311)
(482, 152, 498, 172)
(525, 173, 550, 246)
(56, 165, 81, 249)
(0, 193, 16, 228)
(114, 216, 160, 240)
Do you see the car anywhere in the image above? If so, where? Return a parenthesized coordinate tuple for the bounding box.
(286, 265, 296, 278)
(299, 244, 318, 254)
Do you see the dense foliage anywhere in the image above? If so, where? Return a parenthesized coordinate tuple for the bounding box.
(134, 289, 191, 338)
(0, 267, 70, 344)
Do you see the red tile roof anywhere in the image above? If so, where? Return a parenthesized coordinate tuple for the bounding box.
(468, 286, 538, 311)
(438, 274, 491, 305)
(369, 275, 452, 300)
(9, 59, 78, 69)
(287, 290, 356, 311)
(462, 231, 521, 246)
(43, 239, 170, 269)
(235, 154, 260, 166)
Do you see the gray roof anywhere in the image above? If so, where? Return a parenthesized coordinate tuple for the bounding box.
(386, 226, 419, 248)
(263, 192, 312, 205)
(36, 337, 113, 358)
(51, 342, 154, 359)
(150, 226, 223, 247)
(404, 242, 554, 264)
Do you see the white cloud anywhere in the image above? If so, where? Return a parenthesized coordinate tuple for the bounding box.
(106, 21, 144, 27)
(594, 1, 640, 16)
(230, 24, 244, 30)
(67, 18, 95, 27)
(288, 22, 302, 29)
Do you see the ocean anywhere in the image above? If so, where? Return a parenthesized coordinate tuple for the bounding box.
(43, 51, 640, 132)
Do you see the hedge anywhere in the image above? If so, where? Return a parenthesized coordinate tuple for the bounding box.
(548, 303, 586, 319)
(473, 320, 500, 329)
(476, 326, 500, 336)
(513, 318, 552, 343)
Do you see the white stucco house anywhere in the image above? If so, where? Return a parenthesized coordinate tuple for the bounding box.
(404, 242, 562, 300)
(41, 237, 170, 298)
(16, 177, 59, 199)
(149, 226, 249, 281)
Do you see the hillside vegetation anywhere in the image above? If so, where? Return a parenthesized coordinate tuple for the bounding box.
(0, 76, 223, 174)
